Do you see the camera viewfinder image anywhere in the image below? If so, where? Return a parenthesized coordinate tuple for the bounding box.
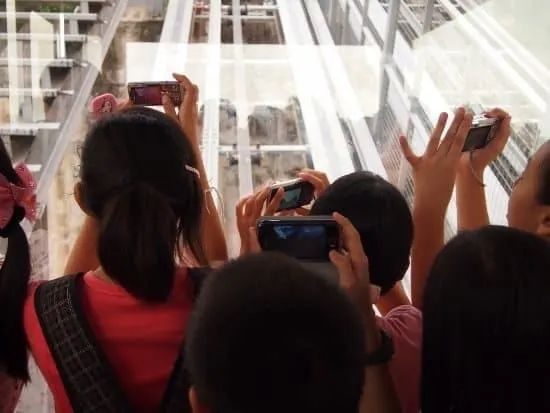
(279, 187, 302, 209)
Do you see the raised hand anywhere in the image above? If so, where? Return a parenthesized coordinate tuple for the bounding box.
(235, 186, 284, 255)
(298, 169, 330, 197)
(162, 73, 200, 149)
(399, 107, 472, 214)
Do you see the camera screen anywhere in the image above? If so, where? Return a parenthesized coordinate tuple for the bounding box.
(132, 86, 162, 106)
(463, 125, 491, 152)
(130, 84, 180, 106)
(279, 187, 302, 210)
(267, 224, 330, 260)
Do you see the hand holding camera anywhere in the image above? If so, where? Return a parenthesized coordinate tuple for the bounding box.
(252, 213, 379, 304)
(127, 74, 200, 148)
(460, 108, 511, 174)
(328, 213, 375, 312)
(236, 185, 285, 255)
(266, 169, 329, 215)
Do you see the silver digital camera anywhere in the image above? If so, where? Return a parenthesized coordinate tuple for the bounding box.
(462, 115, 499, 152)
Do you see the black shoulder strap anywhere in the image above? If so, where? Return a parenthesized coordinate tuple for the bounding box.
(34, 274, 133, 413)
(161, 267, 210, 413)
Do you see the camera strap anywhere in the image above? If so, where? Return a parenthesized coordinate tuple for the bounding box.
(34, 268, 210, 413)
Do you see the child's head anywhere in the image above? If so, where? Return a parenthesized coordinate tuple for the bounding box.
(311, 171, 413, 295)
(76, 106, 206, 302)
(0, 140, 36, 381)
(508, 140, 550, 239)
(422, 225, 550, 412)
(186, 252, 366, 413)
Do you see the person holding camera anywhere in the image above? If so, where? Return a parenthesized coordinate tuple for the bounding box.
(194, 212, 401, 413)
(237, 167, 418, 412)
(23, 76, 227, 413)
(453, 107, 550, 242)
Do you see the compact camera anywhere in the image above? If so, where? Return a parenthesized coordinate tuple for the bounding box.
(127, 81, 183, 107)
(268, 178, 315, 212)
(462, 116, 499, 152)
(256, 216, 341, 262)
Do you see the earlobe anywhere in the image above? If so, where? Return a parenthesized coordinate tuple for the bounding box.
(189, 387, 208, 413)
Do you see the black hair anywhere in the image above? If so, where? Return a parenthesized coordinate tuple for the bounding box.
(536, 141, 550, 205)
(186, 252, 366, 413)
(422, 226, 550, 413)
(80, 106, 206, 302)
(0, 140, 32, 381)
(310, 171, 413, 294)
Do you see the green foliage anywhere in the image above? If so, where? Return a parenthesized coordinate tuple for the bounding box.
(37, 4, 75, 13)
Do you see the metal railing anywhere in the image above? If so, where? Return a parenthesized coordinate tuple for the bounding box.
(22, 0, 129, 231)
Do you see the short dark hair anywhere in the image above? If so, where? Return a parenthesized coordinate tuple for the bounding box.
(536, 141, 550, 205)
(310, 171, 413, 294)
(422, 226, 550, 413)
(186, 252, 366, 413)
(80, 106, 206, 302)
(0, 140, 32, 381)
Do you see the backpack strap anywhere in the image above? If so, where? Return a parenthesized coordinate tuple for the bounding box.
(34, 274, 133, 413)
(161, 267, 210, 413)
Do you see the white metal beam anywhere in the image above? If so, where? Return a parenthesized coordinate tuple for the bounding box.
(277, 0, 354, 182)
(232, 0, 254, 198)
(303, 0, 387, 179)
(0, 12, 99, 21)
(201, 0, 222, 192)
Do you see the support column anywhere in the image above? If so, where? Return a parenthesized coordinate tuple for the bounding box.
(422, 0, 435, 34)
(342, 2, 350, 44)
(373, 0, 400, 141)
(360, 0, 371, 44)
(202, 0, 222, 190)
(232, 0, 254, 198)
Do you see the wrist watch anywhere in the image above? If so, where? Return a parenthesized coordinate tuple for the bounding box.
(365, 329, 394, 365)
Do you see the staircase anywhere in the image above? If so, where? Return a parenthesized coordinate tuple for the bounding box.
(0, 0, 128, 218)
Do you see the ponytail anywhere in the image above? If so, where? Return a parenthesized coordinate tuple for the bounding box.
(97, 183, 178, 302)
(0, 207, 31, 381)
(0, 140, 35, 381)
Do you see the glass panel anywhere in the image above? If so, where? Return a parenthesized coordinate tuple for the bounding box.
(244, 62, 296, 103)
(252, 151, 312, 189)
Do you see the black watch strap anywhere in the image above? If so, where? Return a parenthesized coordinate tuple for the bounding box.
(365, 329, 394, 366)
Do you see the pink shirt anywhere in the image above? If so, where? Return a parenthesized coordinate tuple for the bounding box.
(377, 305, 422, 413)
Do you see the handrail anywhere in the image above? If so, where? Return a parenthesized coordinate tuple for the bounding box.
(0, 12, 99, 21)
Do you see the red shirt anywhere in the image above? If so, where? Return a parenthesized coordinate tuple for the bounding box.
(0, 373, 21, 413)
(24, 270, 195, 413)
(378, 305, 422, 413)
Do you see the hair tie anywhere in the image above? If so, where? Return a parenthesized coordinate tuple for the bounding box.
(185, 164, 200, 178)
(0, 163, 37, 237)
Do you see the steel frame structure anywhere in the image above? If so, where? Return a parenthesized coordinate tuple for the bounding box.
(325, 0, 548, 231)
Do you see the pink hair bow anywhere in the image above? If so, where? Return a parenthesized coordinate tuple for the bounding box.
(0, 163, 37, 229)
